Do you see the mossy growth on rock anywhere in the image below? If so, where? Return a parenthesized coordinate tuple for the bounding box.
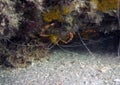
(42, 6, 63, 22)
(0, 0, 49, 68)
(91, 0, 118, 12)
(42, 4, 75, 22)
(0, 38, 48, 68)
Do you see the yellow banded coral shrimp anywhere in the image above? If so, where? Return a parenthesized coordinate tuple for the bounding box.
(38, 21, 74, 52)
(40, 22, 74, 44)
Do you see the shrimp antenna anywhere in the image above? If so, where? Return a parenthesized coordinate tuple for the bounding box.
(77, 31, 96, 57)
(57, 44, 71, 53)
(117, 0, 120, 57)
(74, 19, 96, 57)
(46, 42, 55, 50)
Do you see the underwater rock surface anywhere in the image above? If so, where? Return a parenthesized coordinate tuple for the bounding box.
(0, 0, 120, 84)
(0, 0, 119, 67)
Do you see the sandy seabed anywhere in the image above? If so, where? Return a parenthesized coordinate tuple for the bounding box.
(0, 48, 120, 85)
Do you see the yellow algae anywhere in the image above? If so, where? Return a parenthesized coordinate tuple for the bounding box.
(42, 6, 63, 22)
(62, 6, 70, 15)
(91, 0, 118, 12)
(42, 4, 75, 22)
(49, 34, 59, 45)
